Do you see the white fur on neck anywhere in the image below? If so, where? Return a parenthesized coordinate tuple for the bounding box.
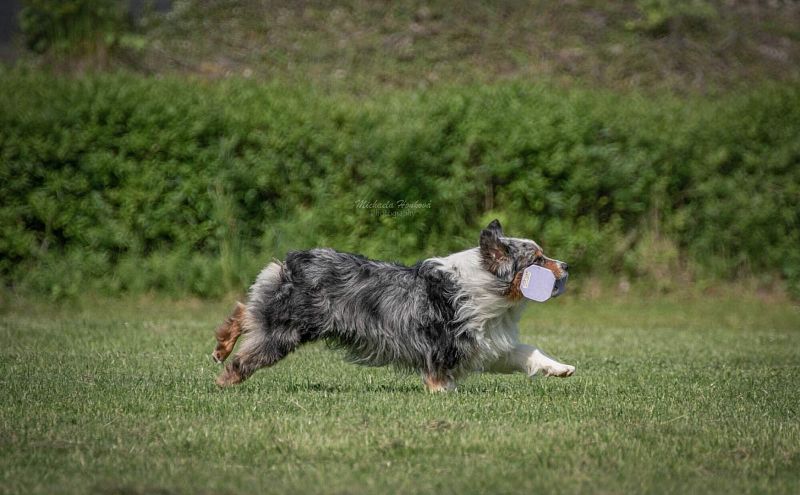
(429, 248, 525, 368)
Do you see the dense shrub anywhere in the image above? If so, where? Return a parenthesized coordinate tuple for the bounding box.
(1, 73, 798, 297)
(19, 0, 127, 54)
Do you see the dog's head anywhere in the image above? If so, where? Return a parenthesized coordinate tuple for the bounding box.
(478, 219, 569, 300)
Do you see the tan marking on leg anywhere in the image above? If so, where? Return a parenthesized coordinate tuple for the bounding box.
(422, 373, 455, 393)
(211, 302, 245, 363)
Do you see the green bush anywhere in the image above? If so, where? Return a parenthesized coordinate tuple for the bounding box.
(19, 0, 128, 54)
(1, 73, 798, 297)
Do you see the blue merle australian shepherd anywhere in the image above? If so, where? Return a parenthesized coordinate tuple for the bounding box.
(212, 220, 574, 391)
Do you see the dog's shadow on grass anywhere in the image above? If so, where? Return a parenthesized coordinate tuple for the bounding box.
(213, 379, 423, 395)
(209, 373, 571, 396)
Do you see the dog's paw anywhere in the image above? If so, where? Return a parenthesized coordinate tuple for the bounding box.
(527, 349, 575, 378)
(215, 367, 243, 387)
(542, 363, 575, 377)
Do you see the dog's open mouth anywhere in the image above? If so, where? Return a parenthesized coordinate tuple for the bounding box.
(552, 273, 568, 298)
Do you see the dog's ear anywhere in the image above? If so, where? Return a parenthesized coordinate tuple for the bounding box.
(480, 224, 509, 264)
(485, 219, 503, 237)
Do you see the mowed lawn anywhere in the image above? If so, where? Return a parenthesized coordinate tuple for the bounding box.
(1, 294, 799, 494)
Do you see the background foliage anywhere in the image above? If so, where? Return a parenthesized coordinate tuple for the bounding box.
(19, 0, 128, 54)
(1, 73, 798, 298)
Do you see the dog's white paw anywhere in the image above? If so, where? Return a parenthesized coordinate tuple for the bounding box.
(542, 363, 575, 377)
(527, 349, 575, 378)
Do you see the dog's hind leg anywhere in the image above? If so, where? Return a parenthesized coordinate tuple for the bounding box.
(487, 343, 575, 377)
(211, 302, 246, 364)
(216, 327, 305, 387)
(422, 371, 456, 392)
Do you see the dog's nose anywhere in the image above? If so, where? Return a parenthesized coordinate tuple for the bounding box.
(560, 262, 569, 272)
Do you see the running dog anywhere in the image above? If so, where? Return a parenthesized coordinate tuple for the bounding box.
(212, 219, 574, 391)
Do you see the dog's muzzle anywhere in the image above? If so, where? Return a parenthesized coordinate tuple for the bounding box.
(552, 273, 568, 298)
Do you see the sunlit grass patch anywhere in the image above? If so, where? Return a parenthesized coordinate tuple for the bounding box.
(1, 295, 798, 493)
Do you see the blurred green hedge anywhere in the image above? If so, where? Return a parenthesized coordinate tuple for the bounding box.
(1, 73, 798, 297)
(19, 0, 127, 54)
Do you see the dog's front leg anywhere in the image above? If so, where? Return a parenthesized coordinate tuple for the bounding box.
(488, 343, 575, 377)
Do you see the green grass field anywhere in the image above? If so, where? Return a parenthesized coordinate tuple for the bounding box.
(1, 294, 799, 494)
